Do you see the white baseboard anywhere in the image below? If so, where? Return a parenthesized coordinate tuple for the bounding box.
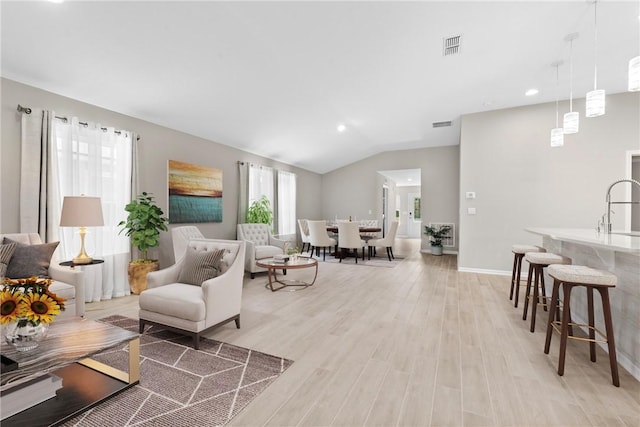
(457, 267, 512, 276)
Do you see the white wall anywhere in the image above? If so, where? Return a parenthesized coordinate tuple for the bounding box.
(459, 91, 640, 273)
(321, 146, 460, 251)
(1, 78, 323, 267)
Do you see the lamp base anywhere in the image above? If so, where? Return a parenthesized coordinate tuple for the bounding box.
(72, 255, 93, 265)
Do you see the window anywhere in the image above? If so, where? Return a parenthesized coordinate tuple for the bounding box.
(277, 170, 297, 235)
(248, 164, 274, 211)
(52, 117, 133, 299)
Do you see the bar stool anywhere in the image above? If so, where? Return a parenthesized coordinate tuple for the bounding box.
(522, 252, 571, 332)
(510, 245, 545, 307)
(544, 265, 619, 387)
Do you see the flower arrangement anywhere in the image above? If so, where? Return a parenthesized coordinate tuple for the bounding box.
(0, 277, 66, 327)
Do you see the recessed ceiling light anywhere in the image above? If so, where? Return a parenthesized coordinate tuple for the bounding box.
(337, 124, 346, 133)
(525, 88, 539, 96)
(49, 0, 64, 3)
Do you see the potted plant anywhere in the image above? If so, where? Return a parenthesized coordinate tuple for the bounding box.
(118, 192, 169, 294)
(246, 195, 273, 225)
(424, 224, 452, 256)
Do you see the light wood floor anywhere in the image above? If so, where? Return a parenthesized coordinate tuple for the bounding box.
(85, 239, 640, 426)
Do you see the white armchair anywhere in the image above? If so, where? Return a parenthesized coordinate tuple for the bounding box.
(1, 233, 85, 319)
(237, 223, 286, 279)
(139, 239, 246, 349)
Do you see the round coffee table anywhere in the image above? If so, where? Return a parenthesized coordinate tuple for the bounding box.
(255, 256, 318, 292)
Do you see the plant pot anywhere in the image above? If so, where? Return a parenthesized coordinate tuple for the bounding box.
(128, 261, 159, 295)
(430, 245, 443, 256)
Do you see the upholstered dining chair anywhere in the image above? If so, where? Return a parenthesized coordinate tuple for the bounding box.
(337, 221, 366, 263)
(368, 220, 399, 261)
(171, 226, 205, 263)
(359, 219, 380, 241)
(297, 219, 311, 254)
(307, 220, 336, 261)
(236, 223, 286, 278)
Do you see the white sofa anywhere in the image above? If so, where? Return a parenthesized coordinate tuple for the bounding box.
(0, 233, 85, 319)
(138, 239, 246, 349)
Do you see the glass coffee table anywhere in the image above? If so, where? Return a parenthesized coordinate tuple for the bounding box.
(1, 317, 139, 426)
(256, 256, 318, 292)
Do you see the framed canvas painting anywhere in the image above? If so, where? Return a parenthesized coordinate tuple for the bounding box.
(168, 160, 222, 223)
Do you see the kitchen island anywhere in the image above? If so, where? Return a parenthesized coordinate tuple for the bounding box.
(526, 228, 640, 381)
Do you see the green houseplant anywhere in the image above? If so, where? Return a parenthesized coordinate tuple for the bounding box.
(424, 224, 452, 256)
(246, 195, 273, 225)
(118, 192, 169, 294)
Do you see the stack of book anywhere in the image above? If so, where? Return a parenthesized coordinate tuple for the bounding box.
(272, 254, 290, 264)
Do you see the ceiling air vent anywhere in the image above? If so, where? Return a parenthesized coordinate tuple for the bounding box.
(443, 35, 461, 56)
(432, 121, 452, 128)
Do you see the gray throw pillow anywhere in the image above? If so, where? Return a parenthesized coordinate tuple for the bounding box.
(177, 247, 226, 286)
(0, 242, 17, 278)
(3, 238, 59, 279)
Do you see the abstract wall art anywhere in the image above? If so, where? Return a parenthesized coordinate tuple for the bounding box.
(168, 160, 223, 223)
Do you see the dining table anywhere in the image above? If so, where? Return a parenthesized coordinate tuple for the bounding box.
(325, 225, 381, 234)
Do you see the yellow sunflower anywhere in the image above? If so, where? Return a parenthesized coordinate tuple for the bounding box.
(0, 290, 25, 324)
(22, 293, 61, 324)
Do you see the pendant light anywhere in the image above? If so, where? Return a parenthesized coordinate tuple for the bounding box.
(630, 56, 640, 92)
(586, 1, 605, 117)
(551, 61, 564, 148)
(563, 33, 579, 134)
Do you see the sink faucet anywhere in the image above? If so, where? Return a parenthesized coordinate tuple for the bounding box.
(602, 178, 640, 233)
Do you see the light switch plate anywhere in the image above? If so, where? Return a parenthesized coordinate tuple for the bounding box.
(466, 191, 476, 199)
(468, 207, 476, 215)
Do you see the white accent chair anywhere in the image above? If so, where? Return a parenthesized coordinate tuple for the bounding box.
(307, 220, 336, 261)
(0, 233, 85, 319)
(297, 219, 311, 254)
(139, 239, 246, 349)
(368, 221, 399, 261)
(236, 223, 286, 279)
(171, 226, 205, 263)
(337, 221, 366, 263)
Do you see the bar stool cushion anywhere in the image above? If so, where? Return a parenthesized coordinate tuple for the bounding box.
(525, 252, 571, 265)
(548, 265, 617, 286)
(512, 244, 545, 254)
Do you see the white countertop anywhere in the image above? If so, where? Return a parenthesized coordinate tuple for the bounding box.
(526, 228, 640, 253)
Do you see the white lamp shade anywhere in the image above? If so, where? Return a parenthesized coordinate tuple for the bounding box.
(585, 89, 606, 117)
(59, 196, 104, 227)
(550, 128, 564, 147)
(629, 56, 640, 92)
(563, 111, 579, 134)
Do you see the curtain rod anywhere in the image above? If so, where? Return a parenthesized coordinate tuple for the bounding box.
(17, 104, 140, 141)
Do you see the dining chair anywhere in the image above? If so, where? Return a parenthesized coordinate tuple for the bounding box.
(337, 221, 366, 263)
(297, 219, 311, 254)
(368, 220, 399, 261)
(307, 220, 336, 261)
(359, 219, 380, 241)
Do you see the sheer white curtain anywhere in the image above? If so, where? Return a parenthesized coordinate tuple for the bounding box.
(248, 163, 274, 213)
(52, 117, 133, 300)
(277, 170, 297, 235)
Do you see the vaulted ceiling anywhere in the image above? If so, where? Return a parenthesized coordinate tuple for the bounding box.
(2, 1, 638, 174)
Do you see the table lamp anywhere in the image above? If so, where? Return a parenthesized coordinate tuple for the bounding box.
(59, 195, 104, 264)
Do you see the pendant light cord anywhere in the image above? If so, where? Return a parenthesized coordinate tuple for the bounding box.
(593, 0, 599, 91)
(555, 63, 560, 127)
(569, 38, 574, 112)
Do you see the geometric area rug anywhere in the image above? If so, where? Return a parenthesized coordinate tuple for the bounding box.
(60, 315, 293, 427)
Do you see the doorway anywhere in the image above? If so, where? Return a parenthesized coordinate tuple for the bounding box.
(377, 168, 422, 238)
